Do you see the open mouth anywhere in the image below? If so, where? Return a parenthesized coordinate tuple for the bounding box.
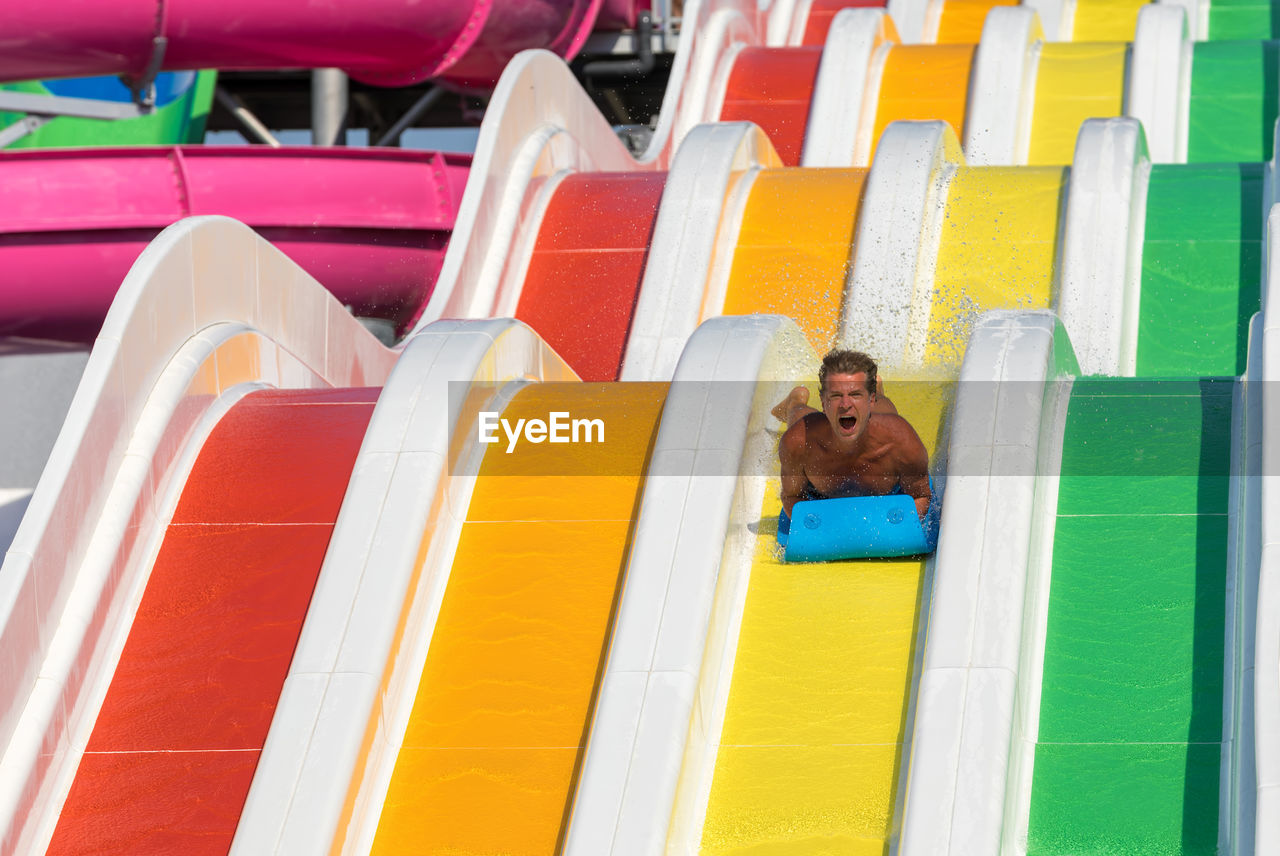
(839, 415, 857, 431)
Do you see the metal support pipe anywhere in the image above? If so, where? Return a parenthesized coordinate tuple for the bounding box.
(0, 116, 50, 148)
(214, 87, 282, 147)
(311, 68, 349, 146)
(582, 12, 656, 78)
(374, 87, 445, 147)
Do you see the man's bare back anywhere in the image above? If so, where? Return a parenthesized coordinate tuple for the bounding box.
(777, 352, 931, 520)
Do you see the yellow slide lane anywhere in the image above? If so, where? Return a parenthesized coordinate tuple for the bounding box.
(928, 165, 1064, 367)
(721, 168, 868, 352)
(698, 382, 947, 856)
(1028, 42, 1127, 165)
(693, 165, 1061, 854)
(372, 383, 667, 855)
(1070, 0, 1148, 41)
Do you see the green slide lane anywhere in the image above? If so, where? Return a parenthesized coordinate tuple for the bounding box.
(1188, 40, 1278, 162)
(1027, 377, 1233, 855)
(1208, 0, 1280, 40)
(1138, 164, 1263, 377)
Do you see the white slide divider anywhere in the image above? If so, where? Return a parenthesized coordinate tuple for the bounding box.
(411, 0, 768, 336)
(1223, 307, 1261, 856)
(887, 0, 932, 42)
(766, 0, 811, 45)
(1264, 120, 1280, 285)
(842, 120, 963, 366)
(801, 8, 899, 168)
(654, 0, 764, 157)
(1057, 117, 1151, 375)
(1127, 3, 1192, 164)
(898, 310, 1068, 855)
(412, 51, 648, 328)
(1254, 207, 1280, 854)
(1159, 0, 1208, 40)
(965, 7, 1041, 166)
(233, 319, 576, 855)
(622, 122, 781, 382)
(1023, 0, 1070, 40)
(566, 314, 811, 855)
(0, 216, 395, 853)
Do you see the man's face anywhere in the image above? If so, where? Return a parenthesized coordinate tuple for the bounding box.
(821, 372, 875, 442)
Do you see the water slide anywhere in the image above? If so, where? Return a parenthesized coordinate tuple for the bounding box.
(407, 0, 1280, 385)
(0, 146, 469, 343)
(1, 0, 1278, 854)
(219, 104, 1191, 854)
(0, 0, 607, 90)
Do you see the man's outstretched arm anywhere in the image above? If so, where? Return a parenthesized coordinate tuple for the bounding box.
(779, 425, 810, 517)
(894, 422, 932, 520)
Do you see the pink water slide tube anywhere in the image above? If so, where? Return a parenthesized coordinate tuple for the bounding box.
(0, 147, 469, 342)
(0, 0, 617, 89)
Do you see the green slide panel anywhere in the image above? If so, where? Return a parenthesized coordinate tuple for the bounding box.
(0, 71, 215, 148)
(1138, 164, 1263, 377)
(1027, 377, 1232, 855)
(1188, 40, 1278, 162)
(1208, 0, 1280, 39)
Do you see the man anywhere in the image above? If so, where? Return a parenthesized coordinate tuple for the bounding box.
(776, 349, 932, 522)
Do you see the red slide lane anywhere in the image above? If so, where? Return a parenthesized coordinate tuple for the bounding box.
(46, 387, 378, 856)
(719, 47, 825, 166)
(516, 171, 666, 381)
(802, 0, 888, 44)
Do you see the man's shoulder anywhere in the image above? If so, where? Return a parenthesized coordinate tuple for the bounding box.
(868, 411, 914, 437)
(869, 412, 927, 454)
(870, 412, 928, 468)
(780, 412, 826, 452)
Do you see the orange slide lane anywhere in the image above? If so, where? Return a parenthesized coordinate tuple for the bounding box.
(46, 387, 377, 855)
(721, 167, 867, 352)
(371, 383, 667, 855)
(871, 44, 975, 157)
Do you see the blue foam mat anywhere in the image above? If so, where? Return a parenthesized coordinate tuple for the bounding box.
(778, 489, 940, 561)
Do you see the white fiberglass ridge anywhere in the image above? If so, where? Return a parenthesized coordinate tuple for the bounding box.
(842, 120, 962, 367)
(1127, 3, 1192, 164)
(801, 8, 899, 168)
(1057, 117, 1151, 376)
(567, 314, 811, 855)
(622, 122, 782, 382)
(898, 310, 1065, 855)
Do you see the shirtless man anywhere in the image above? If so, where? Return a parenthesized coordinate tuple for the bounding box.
(776, 349, 932, 521)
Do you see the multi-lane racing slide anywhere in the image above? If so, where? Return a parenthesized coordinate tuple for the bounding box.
(217, 108, 1242, 855)
(2, 0, 1279, 854)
